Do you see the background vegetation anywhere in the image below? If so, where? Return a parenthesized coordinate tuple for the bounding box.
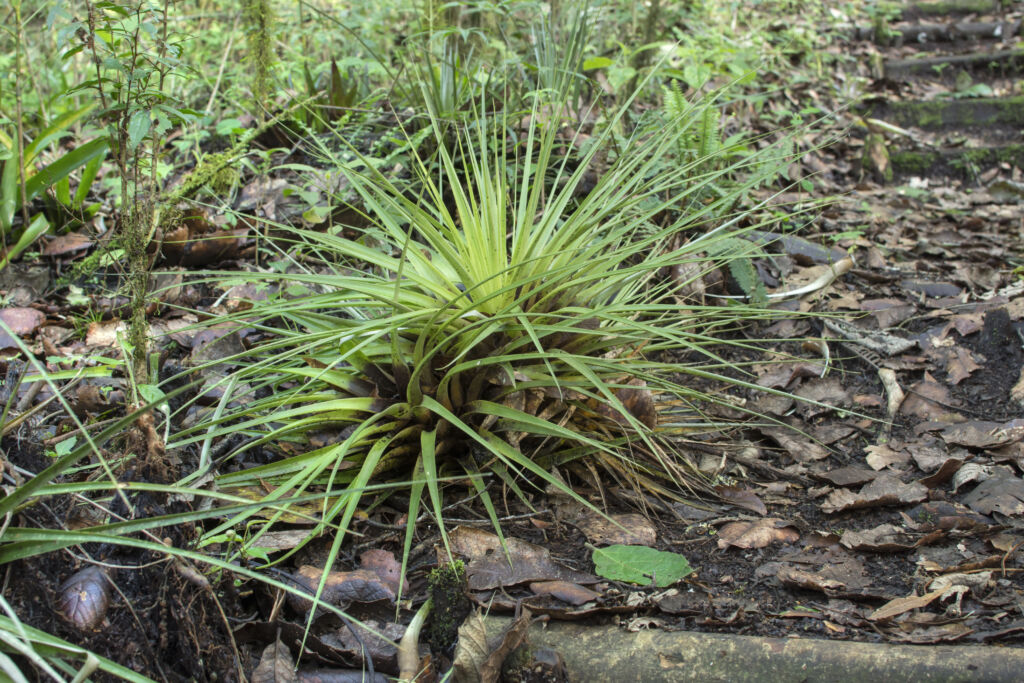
(0, 0, 861, 678)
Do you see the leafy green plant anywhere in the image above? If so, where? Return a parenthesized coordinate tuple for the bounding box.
(0, 0, 108, 270)
(408, 31, 481, 125)
(60, 0, 199, 385)
(169, 13, 809, 608)
(0, 105, 108, 269)
(304, 59, 365, 128)
(662, 82, 752, 177)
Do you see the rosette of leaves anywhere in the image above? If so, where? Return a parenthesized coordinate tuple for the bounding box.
(172, 28, 809, 598)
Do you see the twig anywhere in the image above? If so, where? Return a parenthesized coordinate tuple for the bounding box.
(204, 18, 238, 115)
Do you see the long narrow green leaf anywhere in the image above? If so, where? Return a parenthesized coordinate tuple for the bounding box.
(0, 615, 151, 682)
(23, 104, 97, 164)
(24, 137, 109, 205)
(72, 151, 103, 209)
(0, 150, 17, 233)
(0, 213, 48, 269)
(399, 454, 428, 604)
(419, 428, 451, 558)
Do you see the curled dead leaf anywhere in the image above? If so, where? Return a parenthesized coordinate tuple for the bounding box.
(0, 307, 45, 349)
(529, 581, 601, 606)
(595, 378, 656, 430)
(286, 565, 395, 613)
(716, 486, 768, 516)
(717, 519, 799, 549)
(821, 474, 927, 513)
(360, 548, 409, 596)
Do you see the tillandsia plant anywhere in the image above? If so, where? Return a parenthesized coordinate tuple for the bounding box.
(168, 12, 816, 600)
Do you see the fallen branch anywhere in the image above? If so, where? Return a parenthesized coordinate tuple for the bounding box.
(483, 617, 1024, 682)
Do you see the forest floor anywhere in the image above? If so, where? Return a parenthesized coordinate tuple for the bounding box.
(3, 2, 1024, 681)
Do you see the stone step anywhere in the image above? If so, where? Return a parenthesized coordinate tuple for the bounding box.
(864, 95, 1024, 136)
(890, 142, 1024, 179)
(883, 48, 1024, 79)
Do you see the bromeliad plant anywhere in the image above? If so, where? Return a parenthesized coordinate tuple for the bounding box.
(175, 89, 804, 575)
(170, 19, 811, 599)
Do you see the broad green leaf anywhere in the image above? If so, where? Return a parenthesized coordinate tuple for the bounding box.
(302, 205, 330, 224)
(592, 544, 693, 587)
(582, 56, 613, 70)
(137, 384, 169, 415)
(52, 437, 77, 457)
(55, 175, 71, 206)
(216, 118, 244, 136)
(127, 110, 151, 149)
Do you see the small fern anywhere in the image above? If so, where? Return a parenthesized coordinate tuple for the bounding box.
(662, 82, 723, 170)
(697, 104, 720, 160)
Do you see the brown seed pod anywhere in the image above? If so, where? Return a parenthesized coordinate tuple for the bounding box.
(58, 566, 110, 630)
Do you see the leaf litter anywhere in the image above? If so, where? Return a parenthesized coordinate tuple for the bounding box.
(6, 3, 1024, 679)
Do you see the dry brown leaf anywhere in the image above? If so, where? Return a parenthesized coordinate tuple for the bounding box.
(865, 444, 909, 471)
(776, 567, 845, 594)
(756, 362, 827, 389)
(760, 425, 830, 462)
(917, 458, 964, 488)
(529, 581, 601, 606)
(794, 376, 851, 419)
(0, 306, 45, 349)
(840, 524, 917, 552)
(360, 548, 408, 597)
(821, 474, 928, 513)
(941, 420, 1024, 450)
(904, 501, 994, 533)
(43, 232, 93, 256)
(962, 473, 1024, 516)
(575, 512, 656, 547)
(595, 378, 656, 429)
(943, 346, 981, 384)
(869, 590, 943, 622)
(717, 519, 799, 549)
(900, 372, 963, 422)
(448, 526, 597, 590)
(85, 319, 126, 347)
(907, 436, 957, 472)
(452, 609, 532, 683)
(286, 565, 395, 613)
(716, 486, 768, 516)
(891, 623, 973, 644)
(819, 466, 877, 487)
(251, 639, 298, 683)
